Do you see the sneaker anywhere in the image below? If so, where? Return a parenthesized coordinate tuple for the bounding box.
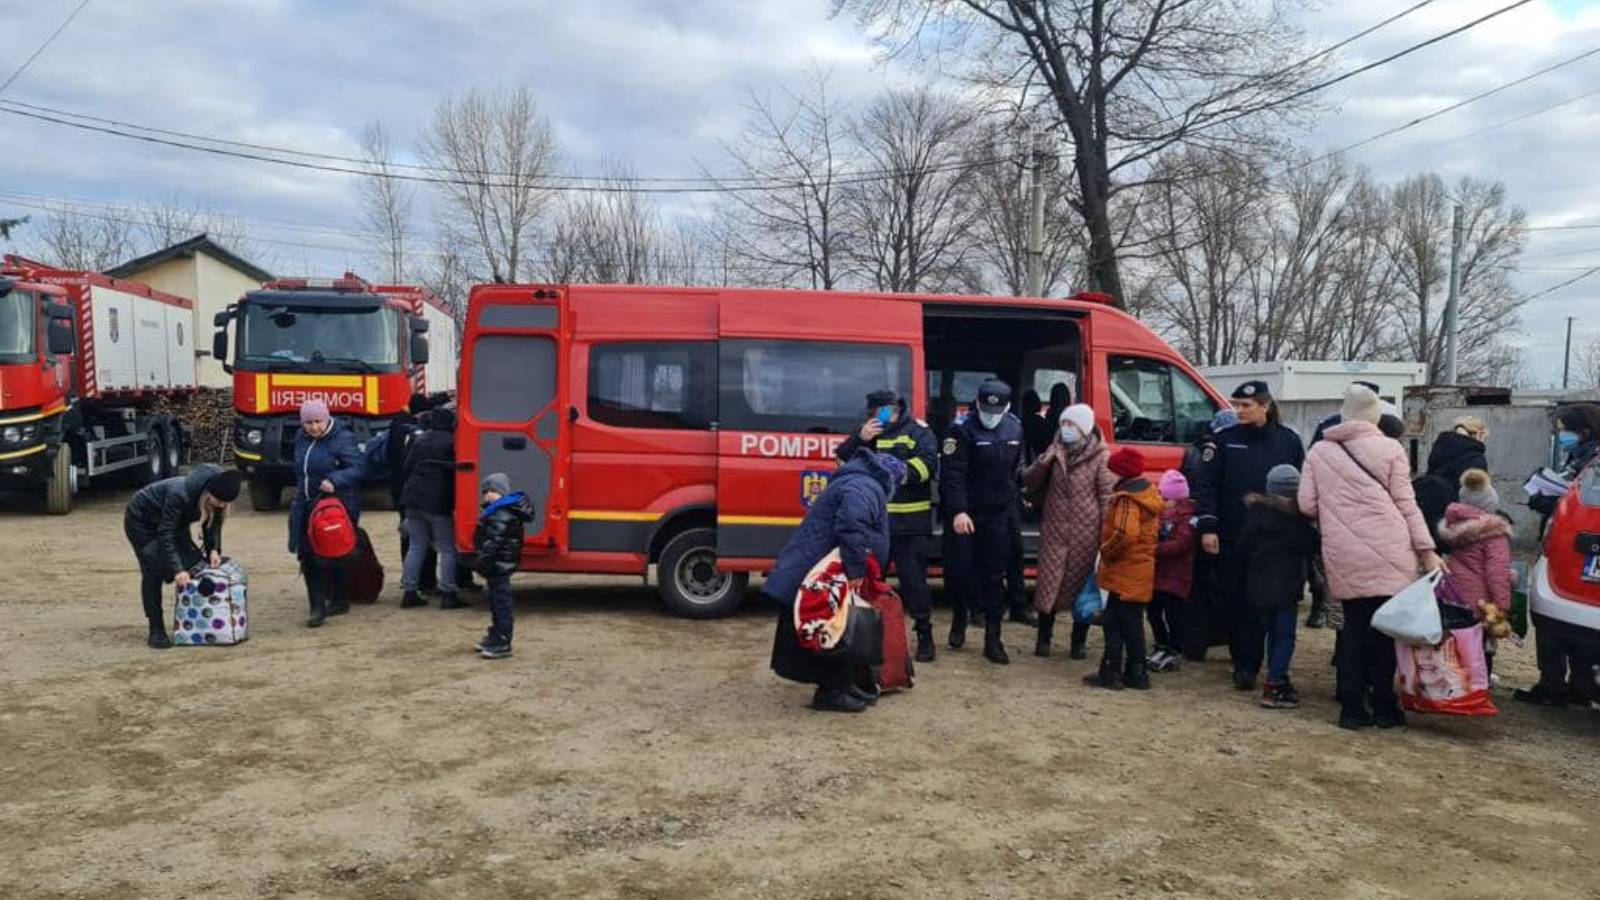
(480, 641, 513, 660)
(1260, 681, 1299, 709)
(474, 633, 496, 653)
(401, 591, 426, 609)
(1512, 684, 1568, 707)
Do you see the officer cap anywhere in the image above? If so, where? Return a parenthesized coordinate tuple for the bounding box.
(865, 389, 900, 410)
(977, 379, 1012, 412)
(1231, 380, 1271, 401)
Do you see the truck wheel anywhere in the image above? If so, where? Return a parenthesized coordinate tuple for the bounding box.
(161, 423, 182, 477)
(658, 528, 747, 619)
(44, 448, 76, 515)
(137, 430, 165, 485)
(249, 477, 282, 512)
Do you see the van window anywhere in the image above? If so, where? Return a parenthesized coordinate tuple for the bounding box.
(588, 342, 715, 430)
(471, 334, 556, 422)
(720, 339, 911, 434)
(1109, 356, 1217, 445)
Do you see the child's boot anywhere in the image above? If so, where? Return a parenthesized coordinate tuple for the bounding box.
(1069, 621, 1090, 660)
(1123, 656, 1151, 691)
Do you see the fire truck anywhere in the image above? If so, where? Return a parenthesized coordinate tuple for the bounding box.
(210, 273, 456, 510)
(454, 284, 1227, 618)
(0, 255, 196, 514)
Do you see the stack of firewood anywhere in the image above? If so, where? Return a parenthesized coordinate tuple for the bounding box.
(153, 388, 236, 465)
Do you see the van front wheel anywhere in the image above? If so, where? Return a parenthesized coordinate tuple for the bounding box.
(658, 528, 747, 619)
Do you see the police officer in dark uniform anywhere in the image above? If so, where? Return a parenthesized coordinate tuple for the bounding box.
(836, 389, 941, 662)
(1192, 380, 1305, 690)
(941, 379, 1026, 665)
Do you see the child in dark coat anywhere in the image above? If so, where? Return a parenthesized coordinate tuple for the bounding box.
(1238, 464, 1319, 709)
(473, 473, 533, 660)
(1149, 470, 1196, 672)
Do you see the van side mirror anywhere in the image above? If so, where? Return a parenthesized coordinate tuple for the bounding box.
(212, 331, 229, 370)
(213, 309, 233, 327)
(411, 333, 430, 367)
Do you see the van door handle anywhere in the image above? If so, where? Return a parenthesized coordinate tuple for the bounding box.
(456, 461, 476, 472)
(502, 436, 527, 451)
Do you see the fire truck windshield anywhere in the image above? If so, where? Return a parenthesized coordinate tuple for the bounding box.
(238, 304, 400, 371)
(0, 291, 36, 363)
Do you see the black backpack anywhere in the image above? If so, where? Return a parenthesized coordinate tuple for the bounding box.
(1412, 472, 1456, 549)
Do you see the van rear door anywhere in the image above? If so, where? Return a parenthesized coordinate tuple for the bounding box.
(458, 287, 569, 556)
(713, 292, 922, 569)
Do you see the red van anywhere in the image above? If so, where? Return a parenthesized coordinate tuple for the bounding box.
(454, 284, 1226, 617)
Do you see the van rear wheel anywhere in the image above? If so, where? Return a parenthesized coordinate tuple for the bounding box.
(659, 528, 747, 619)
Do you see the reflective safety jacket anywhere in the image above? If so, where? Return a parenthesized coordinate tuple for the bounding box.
(835, 402, 939, 535)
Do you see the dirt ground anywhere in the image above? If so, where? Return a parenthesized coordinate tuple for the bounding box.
(2, 486, 1598, 900)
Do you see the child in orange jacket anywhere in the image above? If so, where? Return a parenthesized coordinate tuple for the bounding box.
(1086, 447, 1164, 691)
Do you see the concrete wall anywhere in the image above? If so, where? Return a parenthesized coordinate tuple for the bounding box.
(1409, 402, 1561, 548)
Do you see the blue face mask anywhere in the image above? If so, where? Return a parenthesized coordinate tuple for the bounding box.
(1558, 430, 1581, 451)
(1060, 425, 1082, 444)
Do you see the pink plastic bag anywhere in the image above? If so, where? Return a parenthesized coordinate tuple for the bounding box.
(1395, 624, 1499, 717)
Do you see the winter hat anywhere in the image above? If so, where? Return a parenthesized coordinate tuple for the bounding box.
(1459, 468, 1500, 513)
(1378, 414, 1406, 440)
(1340, 384, 1383, 425)
(1158, 469, 1190, 501)
(1059, 403, 1095, 436)
(874, 451, 908, 488)
(1209, 409, 1239, 433)
(1265, 464, 1301, 498)
(1108, 447, 1146, 479)
(481, 472, 512, 496)
(299, 398, 331, 425)
(204, 469, 242, 502)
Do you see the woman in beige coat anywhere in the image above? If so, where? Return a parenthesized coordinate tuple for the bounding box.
(1023, 404, 1117, 659)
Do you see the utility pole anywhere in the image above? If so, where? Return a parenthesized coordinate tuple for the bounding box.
(1443, 204, 1463, 385)
(1025, 128, 1046, 298)
(1563, 316, 1575, 390)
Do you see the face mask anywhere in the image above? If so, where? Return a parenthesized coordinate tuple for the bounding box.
(979, 411, 1003, 430)
(1558, 430, 1581, 451)
(1060, 425, 1082, 444)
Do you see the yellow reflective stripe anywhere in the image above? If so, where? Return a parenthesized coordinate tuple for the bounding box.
(570, 510, 663, 522)
(887, 500, 932, 514)
(270, 374, 364, 387)
(364, 376, 380, 414)
(254, 373, 269, 413)
(907, 457, 931, 483)
(0, 402, 67, 426)
(873, 435, 918, 449)
(0, 444, 47, 461)
(718, 515, 803, 527)
(232, 448, 263, 461)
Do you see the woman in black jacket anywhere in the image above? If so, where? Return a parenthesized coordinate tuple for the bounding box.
(123, 464, 242, 647)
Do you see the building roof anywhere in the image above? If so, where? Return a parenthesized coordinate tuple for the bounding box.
(106, 233, 273, 283)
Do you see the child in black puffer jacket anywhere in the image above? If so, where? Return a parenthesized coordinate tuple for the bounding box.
(473, 472, 534, 660)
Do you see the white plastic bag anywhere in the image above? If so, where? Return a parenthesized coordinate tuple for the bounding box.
(1371, 570, 1443, 646)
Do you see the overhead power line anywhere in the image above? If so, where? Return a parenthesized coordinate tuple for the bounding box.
(1524, 265, 1600, 302)
(0, 0, 91, 96)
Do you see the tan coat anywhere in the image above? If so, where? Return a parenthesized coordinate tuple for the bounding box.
(1022, 434, 1117, 614)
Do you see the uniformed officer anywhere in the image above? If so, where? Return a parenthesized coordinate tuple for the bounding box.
(1192, 380, 1306, 690)
(836, 390, 941, 662)
(940, 378, 1026, 665)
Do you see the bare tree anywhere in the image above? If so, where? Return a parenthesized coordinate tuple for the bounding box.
(420, 85, 558, 283)
(546, 161, 662, 285)
(359, 122, 414, 283)
(962, 121, 1084, 297)
(709, 70, 854, 290)
(1386, 174, 1528, 382)
(419, 227, 476, 337)
(838, 0, 1326, 306)
(844, 87, 981, 293)
(1576, 338, 1600, 389)
(31, 203, 136, 271)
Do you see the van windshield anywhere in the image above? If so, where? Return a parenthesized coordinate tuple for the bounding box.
(238, 304, 400, 371)
(0, 291, 35, 363)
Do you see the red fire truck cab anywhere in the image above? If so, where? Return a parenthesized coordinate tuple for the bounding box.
(211, 273, 448, 510)
(455, 284, 1226, 617)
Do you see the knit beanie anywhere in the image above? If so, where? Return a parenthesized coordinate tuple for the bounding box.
(1108, 447, 1146, 479)
(205, 468, 242, 502)
(875, 452, 908, 488)
(1059, 403, 1095, 436)
(299, 398, 331, 425)
(1459, 468, 1500, 513)
(1340, 384, 1383, 425)
(1158, 469, 1190, 501)
(1265, 464, 1301, 498)
(481, 472, 512, 496)
(1210, 409, 1239, 433)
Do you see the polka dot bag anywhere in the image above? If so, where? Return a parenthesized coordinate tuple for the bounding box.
(171, 558, 249, 646)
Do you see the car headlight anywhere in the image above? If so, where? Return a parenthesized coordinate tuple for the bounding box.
(2, 426, 19, 444)
(242, 428, 263, 448)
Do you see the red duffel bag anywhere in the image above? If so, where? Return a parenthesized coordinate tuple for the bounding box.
(861, 556, 915, 693)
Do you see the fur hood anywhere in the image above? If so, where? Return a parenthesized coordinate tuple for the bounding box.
(1438, 502, 1511, 546)
(1244, 492, 1301, 517)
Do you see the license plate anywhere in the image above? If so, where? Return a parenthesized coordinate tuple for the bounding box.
(1584, 554, 1600, 583)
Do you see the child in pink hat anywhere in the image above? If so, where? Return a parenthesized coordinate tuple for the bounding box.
(1150, 469, 1196, 671)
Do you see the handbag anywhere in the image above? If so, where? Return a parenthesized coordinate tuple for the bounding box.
(1372, 570, 1445, 646)
(1396, 624, 1499, 716)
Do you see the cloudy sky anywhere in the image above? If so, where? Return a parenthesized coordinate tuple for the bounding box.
(2, 0, 1598, 386)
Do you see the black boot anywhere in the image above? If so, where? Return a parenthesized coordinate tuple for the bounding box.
(304, 568, 327, 628)
(1305, 598, 1327, 629)
(982, 616, 1010, 665)
(401, 590, 426, 609)
(1009, 606, 1039, 627)
(1123, 657, 1151, 691)
(147, 626, 172, 649)
(1034, 612, 1055, 658)
(1069, 621, 1090, 660)
(1083, 654, 1124, 690)
(812, 687, 867, 713)
(948, 605, 969, 650)
(327, 596, 350, 617)
(914, 621, 936, 663)
(307, 599, 326, 628)
(439, 592, 469, 610)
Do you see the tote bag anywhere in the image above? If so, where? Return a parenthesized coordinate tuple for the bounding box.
(1372, 570, 1444, 646)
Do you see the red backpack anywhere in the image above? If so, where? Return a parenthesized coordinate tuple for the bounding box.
(306, 497, 357, 559)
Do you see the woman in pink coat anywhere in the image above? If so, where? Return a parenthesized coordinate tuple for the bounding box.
(1299, 385, 1444, 731)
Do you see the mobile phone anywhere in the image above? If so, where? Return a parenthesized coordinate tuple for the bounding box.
(876, 406, 893, 426)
